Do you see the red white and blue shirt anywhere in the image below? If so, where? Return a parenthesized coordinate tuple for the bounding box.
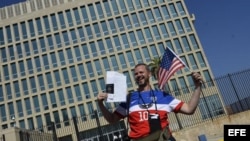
(114, 90, 184, 139)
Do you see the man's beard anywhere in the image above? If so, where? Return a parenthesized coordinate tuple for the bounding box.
(136, 77, 148, 87)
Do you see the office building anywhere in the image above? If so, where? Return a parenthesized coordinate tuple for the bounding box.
(0, 0, 224, 140)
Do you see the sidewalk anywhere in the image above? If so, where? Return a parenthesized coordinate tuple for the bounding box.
(206, 134, 223, 141)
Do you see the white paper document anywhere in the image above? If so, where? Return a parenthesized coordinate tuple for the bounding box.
(106, 71, 127, 102)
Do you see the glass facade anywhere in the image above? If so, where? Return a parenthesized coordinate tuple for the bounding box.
(0, 0, 220, 140)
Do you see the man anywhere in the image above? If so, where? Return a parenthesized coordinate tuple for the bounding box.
(97, 63, 203, 141)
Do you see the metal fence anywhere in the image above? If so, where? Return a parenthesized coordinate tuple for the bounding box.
(15, 68, 250, 141)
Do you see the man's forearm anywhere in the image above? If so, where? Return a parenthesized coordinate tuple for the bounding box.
(98, 100, 118, 123)
(187, 86, 201, 114)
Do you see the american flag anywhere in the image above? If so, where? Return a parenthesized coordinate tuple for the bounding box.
(158, 47, 185, 90)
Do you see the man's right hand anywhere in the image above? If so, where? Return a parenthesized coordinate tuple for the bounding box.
(97, 92, 108, 102)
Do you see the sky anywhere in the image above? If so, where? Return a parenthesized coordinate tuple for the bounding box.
(1, 0, 250, 77)
(185, 0, 250, 77)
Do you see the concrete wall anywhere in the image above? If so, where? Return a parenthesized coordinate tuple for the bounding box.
(172, 110, 250, 141)
(0, 127, 53, 141)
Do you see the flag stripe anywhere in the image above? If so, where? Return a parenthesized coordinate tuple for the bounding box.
(158, 48, 185, 90)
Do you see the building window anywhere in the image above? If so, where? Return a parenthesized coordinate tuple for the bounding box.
(178, 77, 189, 94)
(183, 18, 192, 32)
(169, 4, 178, 18)
(20, 22, 28, 39)
(16, 100, 23, 117)
(14, 81, 20, 97)
(74, 84, 82, 101)
(0, 86, 3, 102)
(87, 102, 95, 119)
(66, 86, 74, 104)
(181, 36, 191, 52)
(6, 83, 12, 99)
(188, 54, 198, 70)
(105, 37, 114, 52)
(134, 49, 143, 63)
(66, 10, 74, 27)
(72, 8, 81, 25)
(110, 0, 119, 15)
(196, 52, 207, 68)
(58, 12, 66, 29)
(26, 58, 34, 74)
(127, 0, 135, 11)
(35, 17, 43, 35)
(74, 45, 82, 61)
(180, 56, 189, 72)
(152, 25, 161, 40)
(33, 96, 40, 113)
(102, 57, 110, 72)
(36, 115, 43, 131)
(144, 27, 153, 42)
(28, 20, 35, 37)
(88, 4, 97, 21)
(124, 15, 132, 29)
(142, 47, 151, 62)
(126, 51, 135, 67)
(150, 44, 158, 58)
(129, 31, 137, 46)
(118, 0, 127, 13)
(58, 50, 66, 65)
(8, 102, 15, 120)
(78, 27, 85, 42)
(83, 82, 90, 99)
(21, 79, 29, 95)
(153, 7, 163, 21)
(93, 23, 101, 37)
(203, 70, 214, 87)
(131, 13, 140, 27)
(70, 28, 77, 44)
(167, 21, 176, 36)
(54, 70, 61, 86)
(66, 48, 74, 63)
(63, 31, 70, 46)
(27, 118, 34, 130)
(3, 65, 10, 80)
(58, 89, 65, 106)
(0, 48, 7, 62)
(78, 63, 86, 80)
(174, 38, 183, 54)
(146, 9, 155, 23)
(43, 16, 51, 32)
(110, 55, 119, 70)
(176, 2, 186, 16)
(159, 23, 169, 38)
(41, 93, 49, 110)
(78, 104, 87, 121)
(25, 98, 32, 115)
(0, 104, 7, 122)
(160, 5, 170, 20)
(118, 53, 127, 69)
(175, 19, 184, 34)
(96, 2, 104, 19)
(86, 24, 93, 39)
(13, 24, 20, 41)
(94, 59, 102, 75)
(90, 42, 98, 57)
(70, 106, 77, 119)
(29, 76, 37, 93)
(189, 34, 199, 49)
(80, 6, 89, 22)
(35, 57, 42, 72)
(91, 80, 98, 97)
(199, 94, 224, 119)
